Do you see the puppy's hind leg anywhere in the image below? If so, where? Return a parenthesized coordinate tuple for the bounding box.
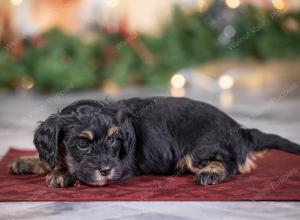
(194, 156, 239, 185)
(176, 154, 237, 185)
(8, 155, 50, 175)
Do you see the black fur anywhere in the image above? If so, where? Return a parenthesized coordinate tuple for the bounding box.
(33, 97, 300, 187)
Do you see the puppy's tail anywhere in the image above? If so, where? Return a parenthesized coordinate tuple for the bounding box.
(244, 128, 300, 155)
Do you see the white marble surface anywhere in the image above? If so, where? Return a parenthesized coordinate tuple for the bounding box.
(0, 85, 300, 219)
(0, 202, 300, 220)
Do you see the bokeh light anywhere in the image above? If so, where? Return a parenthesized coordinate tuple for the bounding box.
(170, 88, 186, 97)
(197, 0, 209, 13)
(218, 74, 234, 90)
(20, 77, 34, 90)
(272, 0, 285, 10)
(171, 74, 186, 89)
(106, 0, 119, 8)
(219, 90, 234, 109)
(225, 0, 240, 9)
(10, 0, 23, 6)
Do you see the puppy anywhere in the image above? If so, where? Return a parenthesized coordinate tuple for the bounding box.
(8, 97, 300, 187)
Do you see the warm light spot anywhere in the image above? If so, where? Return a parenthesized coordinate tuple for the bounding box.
(10, 0, 23, 5)
(218, 74, 234, 90)
(225, 0, 240, 9)
(219, 91, 234, 109)
(20, 77, 34, 90)
(106, 0, 119, 8)
(197, 0, 209, 13)
(170, 88, 186, 97)
(102, 80, 119, 96)
(170, 74, 186, 89)
(272, 0, 285, 10)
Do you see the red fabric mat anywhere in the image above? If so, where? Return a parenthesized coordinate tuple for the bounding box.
(0, 148, 300, 201)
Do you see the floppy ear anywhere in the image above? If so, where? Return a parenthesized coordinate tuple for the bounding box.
(115, 105, 135, 123)
(120, 119, 136, 156)
(116, 108, 136, 155)
(33, 114, 61, 168)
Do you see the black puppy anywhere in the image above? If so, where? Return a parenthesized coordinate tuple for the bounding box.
(9, 97, 300, 187)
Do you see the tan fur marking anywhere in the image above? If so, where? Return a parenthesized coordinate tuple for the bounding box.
(199, 161, 226, 177)
(57, 176, 65, 187)
(238, 151, 267, 174)
(107, 127, 118, 137)
(80, 130, 94, 141)
(74, 179, 81, 187)
(65, 155, 76, 173)
(176, 155, 200, 174)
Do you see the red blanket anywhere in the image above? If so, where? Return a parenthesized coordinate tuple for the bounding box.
(0, 148, 299, 201)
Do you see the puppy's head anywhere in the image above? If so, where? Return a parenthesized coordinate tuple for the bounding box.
(33, 100, 136, 186)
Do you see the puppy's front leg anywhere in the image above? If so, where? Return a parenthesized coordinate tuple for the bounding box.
(8, 155, 50, 175)
(46, 169, 78, 188)
(9, 155, 78, 187)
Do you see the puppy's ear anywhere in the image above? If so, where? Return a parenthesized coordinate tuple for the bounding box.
(109, 105, 136, 155)
(117, 109, 136, 155)
(33, 114, 62, 168)
(115, 107, 135, 123)
(120, 119, 136, 155)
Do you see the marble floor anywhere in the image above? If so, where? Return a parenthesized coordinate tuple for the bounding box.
(1, 202, 300, 220)
(0, 84, 300, 219)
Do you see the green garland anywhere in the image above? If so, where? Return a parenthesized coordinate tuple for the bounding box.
(1, 2, 300, 92)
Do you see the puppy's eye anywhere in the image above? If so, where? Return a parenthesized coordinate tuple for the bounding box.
(107, 137, 116, 145)
(77, 139, 90, 151)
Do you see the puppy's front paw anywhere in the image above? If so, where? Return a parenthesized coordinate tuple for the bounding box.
(46, 170, 77, 188)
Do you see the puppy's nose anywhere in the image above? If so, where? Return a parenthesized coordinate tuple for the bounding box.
(99, 167, 111, 176)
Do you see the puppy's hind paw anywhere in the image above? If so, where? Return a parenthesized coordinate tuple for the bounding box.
(194, 161, 227, 186)
(194, 171, 225, 185)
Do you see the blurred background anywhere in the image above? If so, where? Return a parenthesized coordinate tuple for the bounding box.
(0, 0, 300, 154)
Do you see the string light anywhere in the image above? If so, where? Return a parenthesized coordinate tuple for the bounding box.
(225, 0, 240, 9)
(10, 0, 23, 6)
(106, 0, 119, 8)
(272, 0, 285, 10)
(218, 74, 234, 90)
(170, 74, 186, 89)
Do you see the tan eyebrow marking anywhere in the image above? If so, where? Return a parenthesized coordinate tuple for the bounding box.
(107, 127, 118, 137)
(79, 130, 94, 141)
